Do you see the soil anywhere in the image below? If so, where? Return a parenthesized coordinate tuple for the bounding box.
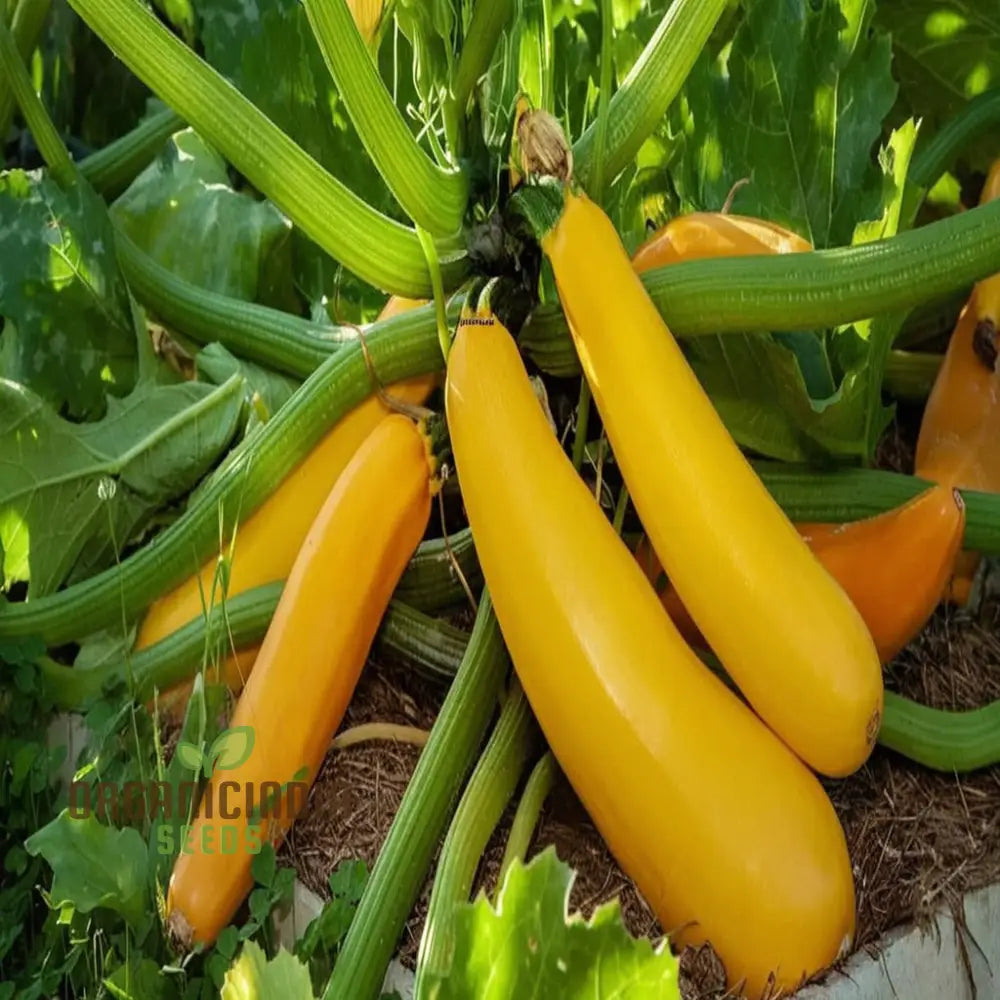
(281, 406, 1000, 998)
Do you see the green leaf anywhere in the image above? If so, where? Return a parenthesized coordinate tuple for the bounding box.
(105, 957, 171, 1000)
(209, 725, 255, 772)
(250, 844, 276, 889)
(196, 343, 300, 417)
(221, 942, 316, 1000)
(111, 129, 295, 310)
(425, 849, 679, 999)
(24, 810, 149, 931)
(671, 0, 897, 248)
(877, 1, 1000, 172)
(0, 171, 139, 420)
(0, 375, 244, 597)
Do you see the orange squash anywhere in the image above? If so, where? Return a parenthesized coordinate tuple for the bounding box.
(641, 485, 966, 663)
(166, 414, 436, 946)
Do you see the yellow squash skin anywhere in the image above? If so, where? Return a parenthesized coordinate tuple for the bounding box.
(632, 211, 811, 273)
(446, 311, 855, 997)
(136, 376, 434, 649)
(543, 189, 883, 778)
(166, 414, 433, 946)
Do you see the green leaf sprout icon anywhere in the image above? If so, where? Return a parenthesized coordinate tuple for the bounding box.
(174, 726, 255, 778)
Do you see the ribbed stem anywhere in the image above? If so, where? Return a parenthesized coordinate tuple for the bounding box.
(374, 600, 470, 683)
(910, 88, 1000, 191)
(585, 0, 615, 202)
(37, 583, 282, 709)
(413, 679, 537, 994)
(451, 0, 515, 120)
(325, 594, 509, 1000)
(0, 327, 443, 645)
(756, 465, 1000, 556)
(65, 0, 466, 296)
(880, 691, 1000, 773)
(395, 527, 482, 612)
(78, 107, 185, 197)
(0, 16, 72, 183)
(303, 0, 466, 236)
(117, 233, 352, 377)
(0, 0, 50, 144)
(495, 750, 558, 896)
(573, 0, 728, 189)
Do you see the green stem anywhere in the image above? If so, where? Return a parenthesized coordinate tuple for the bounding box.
(0, 327, 443, 646)
(494, 750, 558, 898)
(415, 225, 454, 362)
(586, 0, 615, 202)
(78, 106, 185, 197)
(910, 88, 1000, 193)
(573, 0, 728, 189)
(879, 691, 1000, 773)
(395, 527, 482, 612)
(0, 0, 50, 144)
(0, 16, 71, 183)
(64, 0, 465, 296)
(37, 583, 282, 709)
(883, 350, 941, 402)
(451, 0, 516, 123)
(38, 582, 474, 710)
(302, 0, 467, 236)
(540, 0, 554, 111)
(325, 593, 509, 1000)
(413, 679, 537, 995)
(570, 379, 592, 472)
(374, 600, 470, 684)
(117, 233, 350, 377)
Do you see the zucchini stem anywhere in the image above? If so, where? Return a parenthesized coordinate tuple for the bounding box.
(572, 0, 728, 189)
(494, 750, 559, 899)
(449, 0, 516, 151)
(303, 0, 467, 236)
(79, 106, 185, 197)
(413, 677, 538, 994)
(908, 88, 1000, 204)
(0, 0, 50, 145)
(324, 593, 510, 1000)
(585, 0, 615, 202)
(64, 0, 466, 296)
(879, 691, 1000, 773)
(0, 18, 72, 184)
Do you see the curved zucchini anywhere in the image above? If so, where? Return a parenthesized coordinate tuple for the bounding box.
(542, 188, 882, 777)
(445, 303, 854, 997)
(166, 414, 435, 947)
